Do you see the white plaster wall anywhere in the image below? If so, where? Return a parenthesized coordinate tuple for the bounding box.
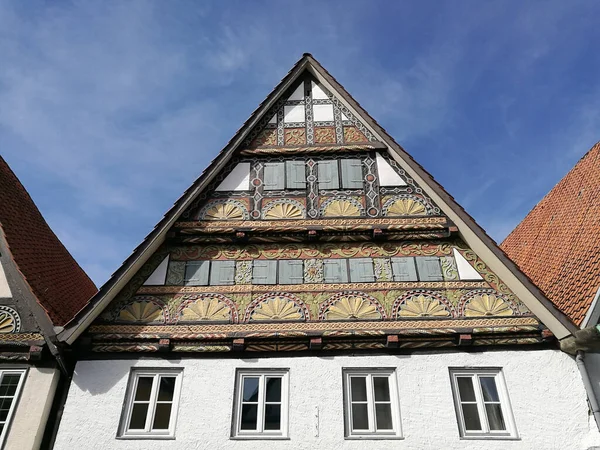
(54, 350, 599, 450)
(5, 366, 59, 450)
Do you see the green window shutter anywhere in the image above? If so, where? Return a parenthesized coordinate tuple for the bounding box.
(184, 261, 210, 286)
(285, 161, 307, 189)
(278, 260, 304, 284)
(416, 257, 443, 281)
(209, 260, 235, 285)
(341, 159, 363, 189)
(252, 260, 277, 284)
(323, 259, 349, 283)
(349, 258, 375, 282)
(263, 162, 284, 190)
(391, 257, 418, 281)
(318, 160, 340, 190)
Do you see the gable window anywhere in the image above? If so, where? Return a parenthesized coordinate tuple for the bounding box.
(252, 261, 277, 284)
(209, 261, 235, 286)
(449, 368, 517, 439)
(118, 369, 183, 439)
(415, 257, 443, 281)
(184, 261, 210, 286)
(318, 159, 363, 190)
(278, 260, 304, 284)
(391, 257, 443, 282)
(184, 261, 235, 286)
(391, 257, 418, 282)
(323, 259, 349, 283)
(349, 258, 375, 282)
(0, 369, 26, 447)
(232, 370, 289, 439)
(263, 162, 306, 190)
(342, 369, 402, 439)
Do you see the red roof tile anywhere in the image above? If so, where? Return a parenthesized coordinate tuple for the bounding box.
(501, 141, 600, 326)
(0, 156, 97, 326)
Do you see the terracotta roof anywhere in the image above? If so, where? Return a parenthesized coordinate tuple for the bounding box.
(501, 141, 600, 326)
(0, 156, 97, 326)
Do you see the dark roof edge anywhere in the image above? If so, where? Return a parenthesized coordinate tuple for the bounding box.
(58, 54, 312, 344)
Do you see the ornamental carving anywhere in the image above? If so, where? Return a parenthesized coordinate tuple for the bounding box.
(459, 290, 515, 317)
(0, 307, 20, 333)
(199, 200, 250, 221)
(117, 297, 168, 324)
(441, 256, 458, 281)
(321, 197, 364, 217)
(383, 195, 427, 216)
(235, 261, 252, 284)
(177, 294, 238, 323)
(250, 129, 277, 148)
(319, 292, 386, 320)
(392, 291, 454, 318)
(285, 128, 306, 145)
(373, 258, 393, 282)
(262, 199, 306, 220)
(314, 127, 336, 144)
(245, 293, 310, 322)
(304, 259, 324, 283)
(343, 126, 368, 143)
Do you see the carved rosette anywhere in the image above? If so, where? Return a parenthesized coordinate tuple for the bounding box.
(117, 297, 168, 324)
(0, 307, 20, 333)
(304, 259, 324, 283)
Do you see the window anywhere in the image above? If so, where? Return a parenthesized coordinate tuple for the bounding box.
(232, 370, 289, 439)
(449, 368, 517, 439)
(349, 258, 375, 282)
(391, 256, 444, 282)
(263, 162, 306, 190)
(184, 261, 235, 286)
(318, 159, 364, 190)
(184, 261, 210, 286)
(391, 257, 417, 282)
(323, 259, 349, 283)
(342, 369, 402, 439)
(0, 369, 26, 447)
(278, 260, 304, 284)
(210, 261, 235, 286)
(415, 257, 443, 281)
(119, 369, 183, 439)
(252, 260, 277, 284)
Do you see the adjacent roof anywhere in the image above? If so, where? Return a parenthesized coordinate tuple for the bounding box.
(0, 156, 97, 326)
(502, 141, 600, 327)
(57, 53, 577, 343)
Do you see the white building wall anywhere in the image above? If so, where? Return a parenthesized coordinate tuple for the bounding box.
(5, 366, 59, 450)
(54, 350, 599, 450)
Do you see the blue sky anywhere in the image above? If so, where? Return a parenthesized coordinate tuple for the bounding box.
(1, 1, 599, 286)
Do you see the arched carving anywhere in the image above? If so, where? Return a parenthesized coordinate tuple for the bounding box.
(382, 195, 428, 216)
(245, 293, 310, 322)
(0, 306, 20, 333)
(321, 197, 364, 218)
(116, 296, 168, 324)
(392, 290, 454, 318)
(199, 200, 250, 221)
(176, 293, 238, 323)
(262, 199, 306, 220)
(458, 290, 516, 317)
(319, 291, 386, 320)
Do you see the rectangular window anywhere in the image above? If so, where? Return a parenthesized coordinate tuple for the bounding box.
(318, 160, 340, 190)
(323, 259, 349, 283)
(449, 368, 517, 439)
(340, 159, 364, 189)
(285, 161, 307, 189)
(390, 257, 418, 282)
(416, 257, 443, 281)
(0, 369, 26, 447)
(278, 260, 304, 285)
(264, 161, 306, 190)
(252, 260, 277, 284)
(232, 370, 289, 439)
(263, 163, 285, 190)
(210, 261, 235, 286)
(119, 369, 183, 439)
(184, 261, 210, 286)
(349, 258, 375, 282)
(343, 369, 402, 439)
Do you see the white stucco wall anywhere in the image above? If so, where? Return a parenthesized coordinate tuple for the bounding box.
(54, 350, 599, 450)
(5, 365, 59, 450)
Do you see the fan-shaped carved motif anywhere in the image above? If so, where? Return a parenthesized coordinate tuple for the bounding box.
(0, 307, 20, 333)
(201, 201, 248, 220)
(385, 197, 426, 216)
(322, 294, 383, 320)
(323, 199, 361, 217)
(118, 300, 165, 323)
(249, 296, 304, 321)
(465, 293, 513, 317)
(180, 298, 231, 322)
(263, 201, 305, 220)
(396, 294, 450, 317)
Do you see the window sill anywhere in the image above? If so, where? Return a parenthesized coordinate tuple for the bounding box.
(230, 436, 290, 441)
(116, 435, 176, 440)
(345, 435, 404, 440)
(459, 435, 520, 441)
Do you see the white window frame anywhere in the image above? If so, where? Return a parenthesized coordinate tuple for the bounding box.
(449, 368, 518, 439)
(342, 368, 403, 439)
(118, 368, 183, 440)
(231, 369, 289, 440)
(0, 368, 27, 448)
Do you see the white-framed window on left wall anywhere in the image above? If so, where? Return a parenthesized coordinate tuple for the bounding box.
(0, 368, 26, 447)
(118, 368, 183, 439)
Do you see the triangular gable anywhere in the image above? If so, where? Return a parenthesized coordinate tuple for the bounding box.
(58, 53, 576, 346)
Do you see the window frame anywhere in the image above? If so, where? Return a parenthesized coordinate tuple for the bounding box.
(0, 367, 27, 448)
(263, 161, 306, 191)
(342, 368, 403, 440)
(117, 368, 183, 440)
(449, 368, 518, 440)
(318, 159, 364, 190)
(231, 369, 290, 440)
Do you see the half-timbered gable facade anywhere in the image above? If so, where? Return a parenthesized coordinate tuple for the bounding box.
(53, 55, 598, 449)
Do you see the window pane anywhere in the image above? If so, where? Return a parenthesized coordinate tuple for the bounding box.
(241, 404, 258, 430)
(485, 404, 506, 431)
(351, 403, 369, 430)
(375, 403, 393, 430)
(457, 377, 476, 402)
(480, 377, 500, 402)
(264, 404, 281, 430)
(128, 403, 149, 430)
(157, 377, 176, 402)
(350, 376, 367, 402)
(265, 377, 282, 402)
(0, 374, 20, 397)
(152, 403, 172, 430)
(134, 377, 154, 402)
(242, 377, 259, 402)
(0, 397, 14, 421)
(461, 404, 482, 431)
(373, 377, 390, 401)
